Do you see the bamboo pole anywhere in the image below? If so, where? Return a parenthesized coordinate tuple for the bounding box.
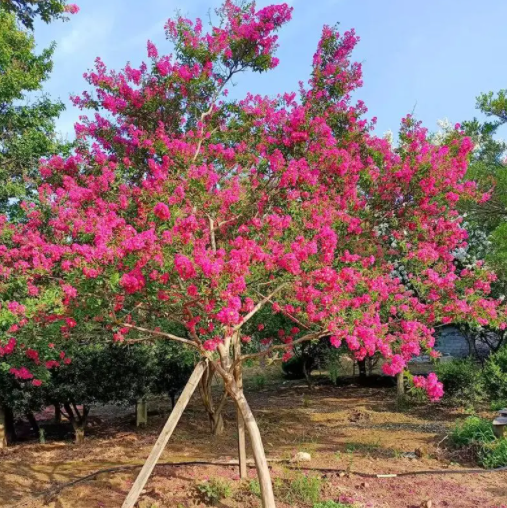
(122, 360, 207, 508)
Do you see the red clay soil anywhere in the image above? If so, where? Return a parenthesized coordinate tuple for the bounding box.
(0, 373, 506, 508)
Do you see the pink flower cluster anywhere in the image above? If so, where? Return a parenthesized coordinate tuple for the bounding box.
(413, 373, 444, 402)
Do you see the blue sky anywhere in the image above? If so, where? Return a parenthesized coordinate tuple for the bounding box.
(33, 0, 507, 140)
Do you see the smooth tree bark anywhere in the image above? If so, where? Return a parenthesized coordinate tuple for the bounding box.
(199, 363, 226, 435)
(122, 360, 207, 508)
(233, 387, 275, 508)
(234, 338, 247, 479)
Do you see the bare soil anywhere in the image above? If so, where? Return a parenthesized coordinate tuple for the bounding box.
(1, 370, 506, 508)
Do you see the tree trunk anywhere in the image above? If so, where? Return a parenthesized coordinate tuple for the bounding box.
(302, 359, 314, 390)
(74, 426, 85, 445)
(358, 359, 367, 378)
(54, 404, 62, 424)
(170, 393, 176, 410)
(64, 402, 89, 444)
(367, 356, 373, 376)
(234, 390, 276, 508)
(26, 411, 40, 436)
(234, 340, 247, 480)
(199, 364, 226, 436)
(122, 360, 207, 508)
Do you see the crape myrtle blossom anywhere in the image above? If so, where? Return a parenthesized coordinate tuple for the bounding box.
(0, 0, 505, 405)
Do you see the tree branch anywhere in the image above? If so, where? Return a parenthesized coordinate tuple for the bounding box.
(119, 322, 199, 349)
(233, 283, 288, 331)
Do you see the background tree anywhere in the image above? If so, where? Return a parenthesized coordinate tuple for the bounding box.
(0, 7, 73, 219)
(0, 0, 78, 29)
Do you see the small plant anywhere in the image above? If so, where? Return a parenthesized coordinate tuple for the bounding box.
(195, 478, 232, 506)
(480, 438, 507, 468)
(302, 394, 311, 407)
(38, 428, 46, 444)
(248, 479, 261, 498)
(314, 502, 354, 508)
(275, 472, 322, 504)
(253, 374, 266, 390)
(450, 416, 496, 448)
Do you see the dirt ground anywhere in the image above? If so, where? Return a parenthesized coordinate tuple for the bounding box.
(1, 369, 506, 508)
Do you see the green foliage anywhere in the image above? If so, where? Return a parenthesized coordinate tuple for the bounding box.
(1, 0, 71, 29)
(435, 358, 484, 406)
(483, 344, 507, 403)
(450, 416, 496, 448)
(0, 8, 70, 218)
(48, 343, 155, 409)
(150, 342, 195, 405)
(459, 88, 507, 292)
(480, 438, 507, 469)
(195, 478, 232, 505)
(450, 416, 507, 468)
(248, 479, 261, 498)
(252, 373, 266, 390)
(275, 472, 323, 504)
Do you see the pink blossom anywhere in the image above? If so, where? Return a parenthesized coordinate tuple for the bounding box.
(154, 202, 171, 220)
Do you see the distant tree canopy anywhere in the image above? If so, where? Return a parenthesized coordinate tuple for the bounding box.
(461, 89, 507, 287)
(0, 7, 71, 218)
(0, 0, 77, 29)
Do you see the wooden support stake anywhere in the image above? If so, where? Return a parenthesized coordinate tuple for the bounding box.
(136, 399, 148, 427)
(122, 360, 207, 508)
(0, 407, 6, 449)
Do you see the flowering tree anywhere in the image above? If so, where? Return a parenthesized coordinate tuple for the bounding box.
(0, 2, 505, 506)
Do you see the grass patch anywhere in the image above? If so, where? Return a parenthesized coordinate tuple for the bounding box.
(274, 472, 323, 504)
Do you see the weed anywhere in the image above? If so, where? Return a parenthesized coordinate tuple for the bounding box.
(450, 416, 496, 448)
(248, 479, 261, 498)
(253, 374, 266, 390)
(480, 438, 507, 468)
(275, 472, 323, 504)
(195, 478, 232, 506)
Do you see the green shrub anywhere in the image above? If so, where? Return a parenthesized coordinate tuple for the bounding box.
(483, 345, 507, 403)
(248, 479, 261, 498)
(450, 416, 496, 447)
(480, 438, 507, 468)
(276, 473, 322, 504)
(450, 416, 507, 468)
(195, 478, 232, 505)
(435, 358, 483, 405)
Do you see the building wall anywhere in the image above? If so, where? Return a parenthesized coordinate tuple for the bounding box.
(435, 325, 471, 358)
